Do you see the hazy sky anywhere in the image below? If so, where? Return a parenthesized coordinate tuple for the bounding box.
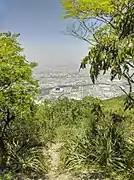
(1, 0, 89, 69)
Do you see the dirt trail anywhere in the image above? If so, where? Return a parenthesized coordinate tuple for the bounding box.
(47, 143, 74, 180)
(47, 143, 104, 180)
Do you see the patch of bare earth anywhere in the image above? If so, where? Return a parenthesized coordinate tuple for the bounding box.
(47, 143, 76, 180)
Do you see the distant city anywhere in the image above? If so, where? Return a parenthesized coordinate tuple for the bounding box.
(33, 66, 132, 101)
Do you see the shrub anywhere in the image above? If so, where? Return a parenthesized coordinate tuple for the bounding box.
(60, 101, 134, 179)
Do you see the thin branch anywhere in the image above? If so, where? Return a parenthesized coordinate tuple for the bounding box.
(97, 16, 115, 29)
(126, 62, 134, 69)
(123, 72, 133, 94)
(65, 23, 95, 45)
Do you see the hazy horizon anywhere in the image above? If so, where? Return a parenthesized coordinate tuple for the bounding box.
(1, 0, 89, 69)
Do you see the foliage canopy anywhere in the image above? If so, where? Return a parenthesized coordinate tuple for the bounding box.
(61, 0, 134, 109)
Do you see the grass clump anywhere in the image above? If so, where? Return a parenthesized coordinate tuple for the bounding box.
(59, 96, 134, 180)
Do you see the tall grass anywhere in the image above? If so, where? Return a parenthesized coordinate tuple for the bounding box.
(59, 98, 134, 179)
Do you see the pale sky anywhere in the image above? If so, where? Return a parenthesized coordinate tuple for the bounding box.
(0, 0, 89, 70)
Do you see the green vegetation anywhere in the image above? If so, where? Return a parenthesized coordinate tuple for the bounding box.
(61, 0, 134, 109)
(0, 0, 134, 179)
(0, 32, 50, 179)
(58, 97, 134, 179)
(59, 1, 134, 177)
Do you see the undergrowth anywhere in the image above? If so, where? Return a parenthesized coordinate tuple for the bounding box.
(58, 96, 134, 180)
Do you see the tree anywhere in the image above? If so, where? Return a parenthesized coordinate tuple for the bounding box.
(0, 32, 41, 169)
(61, 0, 134, 109)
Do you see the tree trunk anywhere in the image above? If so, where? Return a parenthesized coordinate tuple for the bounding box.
(0, 137, 7, 167)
